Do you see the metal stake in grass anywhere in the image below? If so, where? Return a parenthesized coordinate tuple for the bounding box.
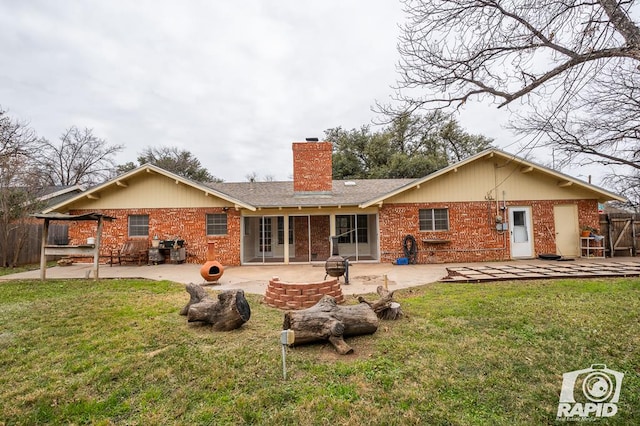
(280, 330, 295, 380)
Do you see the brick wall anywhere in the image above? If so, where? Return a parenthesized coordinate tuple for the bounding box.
(576, 200, 600, 232)
(67, 199, 601, 266)
(310, 215, 330, 260)
(291, 215, 331, 261)
(294, 216, 309, 260)
(379, 199, 599, 263)
(68, 207, 241, 265)
(264, 276, 344, 310)
(292, 141, 333, 192)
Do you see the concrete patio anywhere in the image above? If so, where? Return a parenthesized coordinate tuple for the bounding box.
(1, 257, 639, 296)
(0, 262, 447, 296)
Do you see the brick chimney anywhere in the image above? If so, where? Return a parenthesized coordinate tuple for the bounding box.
(293, 139, 333, 193)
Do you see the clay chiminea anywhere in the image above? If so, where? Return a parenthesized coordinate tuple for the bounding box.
(200, 240, 224, 282)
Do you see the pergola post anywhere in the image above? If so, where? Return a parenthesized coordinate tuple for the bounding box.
(92, 216, 104, 280)
(40, 218, 50, 281)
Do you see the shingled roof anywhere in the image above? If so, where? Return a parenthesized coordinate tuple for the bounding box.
(206, 179, 415, 208)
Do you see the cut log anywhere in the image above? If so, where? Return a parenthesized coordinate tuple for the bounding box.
(180, 283, 209, 316)
(180, 283, 250, 331)
(358, 285, 404, 320)
(283, 295, 378, 355)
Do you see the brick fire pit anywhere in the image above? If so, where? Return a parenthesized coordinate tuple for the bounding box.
(264, 276, 344, 310)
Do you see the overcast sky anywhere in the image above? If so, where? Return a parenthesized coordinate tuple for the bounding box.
(1, 1, 525, 183)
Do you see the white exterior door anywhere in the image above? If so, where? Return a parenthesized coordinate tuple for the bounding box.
(509, 207, 533, 258)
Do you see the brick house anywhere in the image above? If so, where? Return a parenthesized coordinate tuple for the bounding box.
(42, 141, 624, 265)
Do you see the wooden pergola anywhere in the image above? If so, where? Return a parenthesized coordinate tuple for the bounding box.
(32, 212, 115, 280)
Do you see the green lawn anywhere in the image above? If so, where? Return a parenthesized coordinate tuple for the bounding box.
(0, 277, 638, 425)
(0, 263, 50, 277)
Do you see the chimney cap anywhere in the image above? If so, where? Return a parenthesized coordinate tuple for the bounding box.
(305, 137, 319, 142)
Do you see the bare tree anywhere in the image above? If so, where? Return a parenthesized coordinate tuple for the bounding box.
(0, 107, 39, 160)
(393, 1, 639, 110)
(515, 62, 640, 171)
(0, 109, 44, 267)
(604, 170, 640, 212)
(245, 171, 258, 182)
(244, 172, 275, 182)
(37, 126, 123, 186)
(386, 0, 640, 201)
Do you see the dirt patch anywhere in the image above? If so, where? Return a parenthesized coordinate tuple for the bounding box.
(349, 275, 397, 287)
(0, 332, 15, 347)
(146, 345, 174, 358)
(292, 336, 378, 364)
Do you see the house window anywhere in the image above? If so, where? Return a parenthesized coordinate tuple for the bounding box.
(207, 213, 227, 235)
(277, 217, 293, 244)
(419, 208, 449, 231)
(356, 215, 368, 243)
(128, 215, 149, 237)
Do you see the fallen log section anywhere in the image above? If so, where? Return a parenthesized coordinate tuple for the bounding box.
(283, 295, 378, 355)
(358, 285, 404, 320)
(180, 284, 251, 331)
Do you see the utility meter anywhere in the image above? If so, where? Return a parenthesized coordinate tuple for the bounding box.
(280, 329, 295, 345)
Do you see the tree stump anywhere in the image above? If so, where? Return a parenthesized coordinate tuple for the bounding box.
(358, 286, 404, 320)
(180, 283, 250, 331)
(283, 295, 378, 355)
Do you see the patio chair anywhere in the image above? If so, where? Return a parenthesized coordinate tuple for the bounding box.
(110, 240, 149, 266)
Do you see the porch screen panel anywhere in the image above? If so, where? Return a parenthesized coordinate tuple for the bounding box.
(242, 217, 259, 263)
(277, 217, 294, 245)
(334, 214, 375, 261)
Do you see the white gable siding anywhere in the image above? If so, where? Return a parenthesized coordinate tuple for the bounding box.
(386, 157, 598, 204)
(65, 173, 231, 210)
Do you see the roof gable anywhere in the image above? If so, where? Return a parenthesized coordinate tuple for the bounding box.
(360, 149, 624, 207)
(43, 164, 256, 213)
(42, 150, 624, 213)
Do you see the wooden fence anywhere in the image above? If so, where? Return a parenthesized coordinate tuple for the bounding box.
(599, 213, 639, 257)
(0, 224, 68, 266)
